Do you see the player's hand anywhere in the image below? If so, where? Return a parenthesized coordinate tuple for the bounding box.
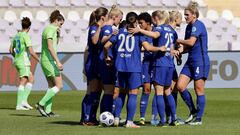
(57, 61, 63, 71)
(159, 46, 167, 52)
(105, 56, 113, 67)
(128, 27, 140, 34)
(113, 29, 119, 35)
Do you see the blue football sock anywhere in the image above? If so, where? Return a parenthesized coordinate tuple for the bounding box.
(114, 93, 126, 118)
(127, 94, 137, 121)
(180, 89, 196, 114)
(140, 92, 150, 118)
(85, 92, 97, 121)
(164, 95, 171, 118)
(166, 94, 177, 121)
(196, 95, 206, 120)
(80, 94, 89, 121)
(156, 95, 165, 124)
(90, 91, 101, 121)
(100, 94, 113, 113)
(172, 92, 178, 107)
(151, 94, 158, 120)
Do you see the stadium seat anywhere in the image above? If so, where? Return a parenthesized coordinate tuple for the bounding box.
(4, 10, 17, 23)
(40, 0, 55, 7)
(62, 20, 74, 34)
(0, 0, 9, 7)
(101, 0, 116, 7)
(0, 19, 9, 33)
(117, 0, 132, 7)
(12, 20, 22, 31)
(56, 0, 71, 7)
(0, 34, 10, 52)
(9, 0, 25, 7)
(83, 10, 92, 21)
(177, 0, 190, 7)
(206, 9, 219, 22)
(200, 18, 214, 32)
(25, 0, 40, 7)
(70, 0, 86, 7)
(216, 18, 230, 32)
(36, 10, 49, 23)
(6, 27, 17, 38)
(232, 17, 240, 29)
(30, 33, 42, 49)
(85, 0, 101, 7)
(221, 9, 234, 22)
(162, 0, 177, 8)
(76, 19, 89, 31)
(71, 27, 81, 39)
(67, 11, 80, 24)
(194, 0, 207, 7)
(132, 0, 147, 7)
(227, 25, 238, 40)
(20, 10, 33, 20)
(147, 0, 163, 7)
(31, 20, 43, 34)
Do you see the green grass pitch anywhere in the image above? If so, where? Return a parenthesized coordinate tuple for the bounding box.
(0, 89, 239, 135)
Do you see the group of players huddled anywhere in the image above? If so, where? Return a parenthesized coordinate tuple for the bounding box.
(10, 1, 210, 128)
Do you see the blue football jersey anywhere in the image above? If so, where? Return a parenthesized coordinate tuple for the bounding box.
(153, 24, 177, 67)
(99, 25, 113, 61)
(109, 28, 142, 72)
(140, 27, 154, 64)
(85, 25, 100, 67)
(184, 19, 210, 66)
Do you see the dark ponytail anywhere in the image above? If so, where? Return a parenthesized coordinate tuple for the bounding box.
(88, 7, 108, 27)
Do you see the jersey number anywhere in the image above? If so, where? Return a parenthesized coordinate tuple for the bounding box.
(14, 37, 21, 54)
(164, 33, 173, 48)
(118, 34, 135, 52)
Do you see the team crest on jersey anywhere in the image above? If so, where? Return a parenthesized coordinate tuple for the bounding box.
(105, 30, 111, 34)
(192, 26, 197, 32)
(91, 30, 96, 34)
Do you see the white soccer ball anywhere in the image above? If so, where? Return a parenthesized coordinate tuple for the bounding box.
(99, 111, 114, 126)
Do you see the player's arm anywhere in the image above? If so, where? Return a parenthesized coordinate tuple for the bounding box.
(177, 36, 197, 47)
(90, 26, 101, 45)
(101, 35, 112, 45)
(142, 41, 166, 52)
(9, 44, 15, 57)
(104, 41, 113, 59)
(47, 39, 63, 70)
(28, 47, 39, 62)
(129, 27, 160, 38)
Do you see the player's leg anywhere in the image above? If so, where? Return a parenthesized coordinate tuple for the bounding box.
(80, 85, 91, 124)
(139, 82, 151, 125)
(16, 66, 30, 110)
(189, 65, 210, 125)
(44, 77, 55, 116)
(21, 72, 34, 109)
(177, 67, 197, 122)
(84, 79, 102, 125)
(152, 66, 166, 126)
(100, 84, 114, 113)
(36, 61, 62, 117)
(188, 79, 205, 125)
(125, 72, 141, 128)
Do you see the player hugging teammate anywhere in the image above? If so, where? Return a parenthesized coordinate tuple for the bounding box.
(81, 1, 209, 128)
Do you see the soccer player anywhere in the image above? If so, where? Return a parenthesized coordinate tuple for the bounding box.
(130, 10, 180, 126)
(9, 17, 39, 110)
(104, 12, 166, 128)
(137, 12, 155, 125)
(98, 5, 123, 113)
(176, 2, 210, 125)
(81, 7, 108, 125)
(35, 10, 65, 117)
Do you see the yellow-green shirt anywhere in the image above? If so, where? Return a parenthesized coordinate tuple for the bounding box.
(12, 31, 32, 66)
(41, 24, 58, 62)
